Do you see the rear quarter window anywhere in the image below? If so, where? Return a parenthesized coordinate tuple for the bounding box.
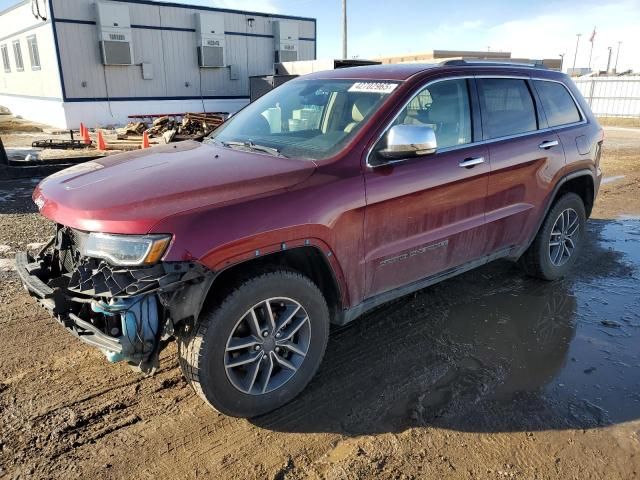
(533, 80, 582, 127)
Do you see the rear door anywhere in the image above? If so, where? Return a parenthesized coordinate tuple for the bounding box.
(478, 77, 566, 254)
(363, 78, 490, 298)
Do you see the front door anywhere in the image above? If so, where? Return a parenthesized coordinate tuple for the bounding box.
(363, 78, 489, 298)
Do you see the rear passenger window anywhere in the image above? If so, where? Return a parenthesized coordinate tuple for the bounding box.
(477, 78, 537, 139)
(534, 80, 581, 127)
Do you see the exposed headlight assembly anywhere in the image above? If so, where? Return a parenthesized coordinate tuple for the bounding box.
(81, 233, 172, 266)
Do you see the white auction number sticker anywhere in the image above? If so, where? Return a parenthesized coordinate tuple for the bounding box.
(348, 82, 398, 94)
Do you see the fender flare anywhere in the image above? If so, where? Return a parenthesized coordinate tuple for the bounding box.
(512, 168, 596, 259)
(201, 235, 350, 308)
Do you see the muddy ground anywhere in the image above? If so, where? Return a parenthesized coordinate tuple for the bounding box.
(1, 128, 640, 479)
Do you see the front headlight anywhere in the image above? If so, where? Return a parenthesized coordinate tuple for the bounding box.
(82, 233, 172, 266)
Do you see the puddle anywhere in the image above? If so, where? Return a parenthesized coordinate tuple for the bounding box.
(258, 219, 640, 434)
(601, 175, 625, 185)
(545, 220, 640, 425)
(5, 148, 40, 162)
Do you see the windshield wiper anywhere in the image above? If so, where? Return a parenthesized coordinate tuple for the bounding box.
(221, 140, 286, 158)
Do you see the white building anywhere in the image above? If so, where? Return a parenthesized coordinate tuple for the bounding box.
(0, 0, 316, 128)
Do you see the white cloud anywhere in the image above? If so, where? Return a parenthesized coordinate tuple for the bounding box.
(484, 1, 640, 72)
(350, 0, 640, 72)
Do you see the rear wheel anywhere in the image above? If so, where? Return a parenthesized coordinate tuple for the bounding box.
(178, 270, 329, 417)
(519, 193, 586, 280)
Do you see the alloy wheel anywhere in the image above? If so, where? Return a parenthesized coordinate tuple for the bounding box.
(548, 208, 580, 267)
(224, 297, 311, 395)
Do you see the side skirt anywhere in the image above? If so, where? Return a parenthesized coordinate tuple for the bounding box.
(333, 246, 515, 326)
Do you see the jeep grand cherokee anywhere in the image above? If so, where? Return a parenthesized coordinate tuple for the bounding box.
(17, 61, 603, 417)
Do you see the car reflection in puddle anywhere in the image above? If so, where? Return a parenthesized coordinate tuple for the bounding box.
(256, 219, 640, 435)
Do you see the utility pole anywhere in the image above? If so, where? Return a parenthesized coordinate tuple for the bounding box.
(614, 41, 622, 73)
(559, 53, 565, 72)
(342, 0, 347, 59)
(606, 46, 613, 73)
(572, 33, 581, 73)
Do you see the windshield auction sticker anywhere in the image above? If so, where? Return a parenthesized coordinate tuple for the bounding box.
(348, 82, 398, 94)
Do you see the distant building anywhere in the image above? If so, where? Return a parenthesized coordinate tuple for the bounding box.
(0, 0, 316, 128)
(567, 67, 593, 77)
(375, 49, 562, 71)
(376, 50, 511, 64)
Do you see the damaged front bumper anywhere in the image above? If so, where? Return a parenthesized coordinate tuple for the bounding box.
(15, 240, 213, 374)
(16, 251, 127, 355)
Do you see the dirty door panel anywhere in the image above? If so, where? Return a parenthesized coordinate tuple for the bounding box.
(484, 131, 565, 253)
(364, 145, 489, 297)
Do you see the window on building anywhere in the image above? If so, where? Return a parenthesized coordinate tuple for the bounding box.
(1, 44, 10, 73)
(477, 78, 537, 139)
(393, 79, 472, 149)
(27, 35, 41, 70)
(12, 40, 24, 71)
(534, 80, 582, 127)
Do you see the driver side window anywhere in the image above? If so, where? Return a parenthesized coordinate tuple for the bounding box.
(395, 79, 472, 149)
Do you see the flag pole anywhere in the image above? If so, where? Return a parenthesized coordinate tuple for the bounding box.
(588, 27, 596, 70)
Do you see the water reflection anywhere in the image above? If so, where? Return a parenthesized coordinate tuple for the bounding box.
(255, 220, 640, 434)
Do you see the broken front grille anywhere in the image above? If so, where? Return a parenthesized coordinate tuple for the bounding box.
(68, 258, 181, 297)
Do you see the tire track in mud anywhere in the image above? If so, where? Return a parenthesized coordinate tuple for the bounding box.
(119, 294, 467, 478)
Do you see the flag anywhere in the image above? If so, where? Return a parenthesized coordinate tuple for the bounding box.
(589, 27, 596, 43)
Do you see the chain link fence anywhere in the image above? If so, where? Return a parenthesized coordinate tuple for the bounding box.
(572, 76, 640, 118)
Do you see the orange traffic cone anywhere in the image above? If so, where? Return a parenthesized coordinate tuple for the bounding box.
(97, 130, 107, 150)
(141, 131, 150, 149)
(79, 122, 86, 138)
(82, 125, 91, 145)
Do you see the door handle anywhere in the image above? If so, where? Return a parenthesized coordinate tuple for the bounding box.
(538, 140, 559, 149)
(459, 157, 485, 168)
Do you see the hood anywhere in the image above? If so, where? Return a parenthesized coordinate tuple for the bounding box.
(34, 141, 316, 234)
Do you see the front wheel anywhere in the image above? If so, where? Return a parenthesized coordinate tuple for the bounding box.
(519, 192, 586, 280)
(178, 270, 329, 417)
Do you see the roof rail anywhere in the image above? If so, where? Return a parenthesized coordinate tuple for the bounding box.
(441, 59, 548, 69)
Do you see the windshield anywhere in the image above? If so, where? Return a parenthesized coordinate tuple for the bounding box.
(206, 79, 399, 160)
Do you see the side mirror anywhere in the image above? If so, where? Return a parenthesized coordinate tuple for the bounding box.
(377, 124, 437, 161)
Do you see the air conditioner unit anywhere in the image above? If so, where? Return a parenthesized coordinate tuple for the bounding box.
(195, 13, 226, 68)
(273, 21, 299, 63)
(96, 1, 133, 65)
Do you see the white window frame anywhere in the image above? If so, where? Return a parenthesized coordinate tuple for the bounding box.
(12, 39, 24, 72)
(1, 44, 10, 73)
(27, 35, 41, 70)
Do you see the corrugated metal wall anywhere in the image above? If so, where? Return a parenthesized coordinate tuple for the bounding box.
(50, 0, 316, 101)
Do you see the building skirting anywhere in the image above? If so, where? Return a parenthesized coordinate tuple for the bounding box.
(0, 95, 67, 129)
(0, 95, 249, 129)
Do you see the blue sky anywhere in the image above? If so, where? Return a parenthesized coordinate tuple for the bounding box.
(3, 0, 639, 71)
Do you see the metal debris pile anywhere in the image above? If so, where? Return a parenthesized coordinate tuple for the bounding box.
(117, 113, 225, 143)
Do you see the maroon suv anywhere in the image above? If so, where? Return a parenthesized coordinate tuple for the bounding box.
(17, 61, 603, 417)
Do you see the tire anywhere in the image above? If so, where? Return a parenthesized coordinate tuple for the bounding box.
(519, 192, 586, 281)
(178, 270, 330, 417)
